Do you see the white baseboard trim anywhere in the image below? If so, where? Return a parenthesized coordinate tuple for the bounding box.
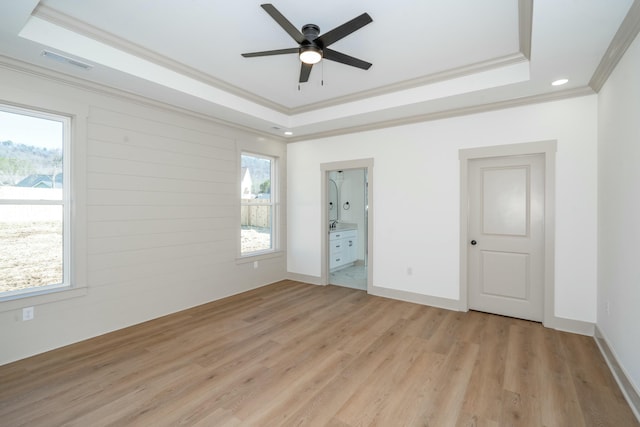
(285, 272, 322, 286)
(545, 316, 595, 336)
(369, 285, 461, 312)
(594, 326, 640, 423)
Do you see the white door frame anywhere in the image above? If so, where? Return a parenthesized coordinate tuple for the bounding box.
(320, 158, 374, 292)
(459, 141, 556, 327)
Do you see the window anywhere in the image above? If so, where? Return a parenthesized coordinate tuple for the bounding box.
(0, 105, 70, 300)
(240, 152, 276, 256)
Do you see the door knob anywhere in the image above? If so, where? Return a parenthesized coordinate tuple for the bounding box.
(470, 240, 477, 245)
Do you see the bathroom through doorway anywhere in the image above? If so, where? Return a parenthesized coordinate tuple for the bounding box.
(321, 159, 373, 291)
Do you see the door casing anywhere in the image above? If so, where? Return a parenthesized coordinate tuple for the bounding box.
(459, 141, 556, 327)
(320, 158, 374, 292)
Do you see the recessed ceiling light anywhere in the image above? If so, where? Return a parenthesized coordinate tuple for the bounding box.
(551, 78, 569, 86)
(284, 131, 293, 136)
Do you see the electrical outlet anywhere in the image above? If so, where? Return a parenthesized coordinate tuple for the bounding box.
(407, 267, 413, 276)
(253, 261, 259, 269)
(606, 301, 611, 316)
(22, 306, 34, 321)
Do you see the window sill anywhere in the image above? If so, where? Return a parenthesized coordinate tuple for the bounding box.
(0, 286, 88, 313)
(236, 250, 284, 264)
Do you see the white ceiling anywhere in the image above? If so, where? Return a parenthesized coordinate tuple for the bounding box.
(0, 0, 636, 140)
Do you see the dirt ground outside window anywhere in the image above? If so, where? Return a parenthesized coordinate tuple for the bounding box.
(0, 221, 62, 293)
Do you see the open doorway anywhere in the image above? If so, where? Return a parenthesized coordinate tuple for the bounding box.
(321, 159, 373, 292)
(327, 169, 367, 289)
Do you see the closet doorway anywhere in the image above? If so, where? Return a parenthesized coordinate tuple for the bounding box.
(321, 159, 373, 292)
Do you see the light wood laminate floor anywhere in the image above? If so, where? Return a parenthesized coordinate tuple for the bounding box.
(0, 280, 637, 426)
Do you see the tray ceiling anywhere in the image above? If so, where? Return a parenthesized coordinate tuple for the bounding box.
(0, 0, 636, 140)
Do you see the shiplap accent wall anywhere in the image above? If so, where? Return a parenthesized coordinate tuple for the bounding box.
(0, 62, 286, 365)
(87, 107, 239, 288)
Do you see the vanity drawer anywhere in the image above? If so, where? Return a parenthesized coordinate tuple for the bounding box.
(329, 229, 357, 270)
(329, 229, 357, 240)
(331, 240, 345, 251)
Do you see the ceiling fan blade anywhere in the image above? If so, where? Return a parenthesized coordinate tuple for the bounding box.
(323, 49, 372, 70)
(242, 48, 299, 58)
(261, 4, 306, 45)
(316, 13, 372, 47)
(299, 62, 313, 83)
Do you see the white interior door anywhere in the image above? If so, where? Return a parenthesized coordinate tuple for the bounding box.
(468, 154, 544, 321)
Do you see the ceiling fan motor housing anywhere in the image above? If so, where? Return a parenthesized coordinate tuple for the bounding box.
(302, 24, 321, 42)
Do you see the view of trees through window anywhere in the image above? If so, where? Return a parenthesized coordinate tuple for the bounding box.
(240, 153, 274, 255)
(0, 108, 66, 296)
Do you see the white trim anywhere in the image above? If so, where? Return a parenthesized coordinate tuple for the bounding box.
(32, 4, 532, 117)
(0, 52, 595, 145)
(238, 151, 278, 258)
(0, 56, 279, 142)
(0, 287, 87, 313)
(293, 54, 527, 114)
(32, 4, 288, 115)
(589, 0, 640, 92)
(595, 326, 640, 422)
(370, 285, 461, 312)
(235, 250, 284, 265)
(287, 88, 594, 143)
(547, 317, 594, 336)
(518, 0, 533, 59)
(0, 103, 73, 303)
(459, 140, 557, 325)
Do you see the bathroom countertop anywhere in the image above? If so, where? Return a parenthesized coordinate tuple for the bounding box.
(330, 223, 357, 232)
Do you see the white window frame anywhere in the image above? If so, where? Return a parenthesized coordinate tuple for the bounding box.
(0, 104, 71, 301)
(240, 151, 278, 258)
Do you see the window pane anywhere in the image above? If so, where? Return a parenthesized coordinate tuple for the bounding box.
(241, 154, 273, 254)
(240, 154, 271, 201)
(0, 205, 63, 294)
(0, 110, 63, 200)
(241, 206, 272, 253)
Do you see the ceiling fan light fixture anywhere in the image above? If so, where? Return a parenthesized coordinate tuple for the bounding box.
(242, 5, 372, 82)
(299, 46, 322, 64)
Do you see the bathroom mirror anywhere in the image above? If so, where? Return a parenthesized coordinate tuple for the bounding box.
(328, 178, 338, 222)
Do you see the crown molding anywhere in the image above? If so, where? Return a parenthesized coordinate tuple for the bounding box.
(32, 4, 290, 115)
(0, 55, 284, 143)
(289, 53, 528, 115)
(519, 0, 533, 59)
(589, 0, 640, 92)
(290, 0, 531, 114)
(0, 54, 594, 146)
(5, 0, 584, 144)
(287, 86, 595, 143)
(32, 4, 530, 117)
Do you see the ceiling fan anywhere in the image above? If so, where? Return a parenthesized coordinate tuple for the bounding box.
(241, 4, 373, 83)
